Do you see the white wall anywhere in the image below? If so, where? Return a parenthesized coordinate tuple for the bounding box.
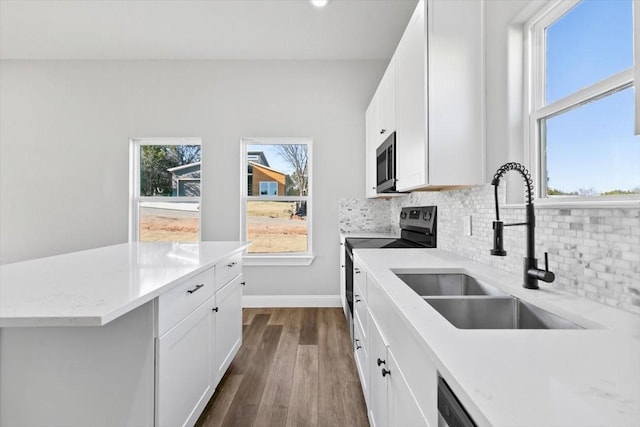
(0, 60, 385, 297)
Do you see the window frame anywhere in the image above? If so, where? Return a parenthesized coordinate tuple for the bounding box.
(240, 137, 314, 266)
(129, 137, 202, 242)
(524, 0, 639, 207)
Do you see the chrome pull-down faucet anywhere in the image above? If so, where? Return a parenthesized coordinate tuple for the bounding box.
(490, 162, 555, 289)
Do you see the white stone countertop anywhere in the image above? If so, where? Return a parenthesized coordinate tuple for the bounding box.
(0, 241, 248, 327)
(355, 247, 640, 427)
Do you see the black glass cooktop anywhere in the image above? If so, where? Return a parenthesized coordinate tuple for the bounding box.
(345, 237, 425, 250)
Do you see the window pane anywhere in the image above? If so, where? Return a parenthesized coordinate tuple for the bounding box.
(543, 87, 639, 196)
(247, 144, 308, 196)
(139, 202, 200, 242)
(247, 201, 308, 253)
(140, 145, 201, 196)
(546, 0, 633, 104)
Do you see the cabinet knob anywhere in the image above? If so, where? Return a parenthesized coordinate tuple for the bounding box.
(377, 358, 386, 366)
(381, 368, 391, 377)
(241, 281, 246, 286)
(380, 129, 386, 135)
(354, 268, 361, 274)
(372, 186, 377, 190)
(187, 284, 204, 294)
(212, 307, 219, 312)
(227, 261, 237, 268)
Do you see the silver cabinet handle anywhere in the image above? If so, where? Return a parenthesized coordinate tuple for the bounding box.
(227, 261, 237, 268)
(187, 284, 204, 294)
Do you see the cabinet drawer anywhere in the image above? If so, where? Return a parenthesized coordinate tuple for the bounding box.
(215, 252, 242, 291)
(157, 267, 215, 336)
(354, 315, 370, 407)
(354, 298, 368, 343)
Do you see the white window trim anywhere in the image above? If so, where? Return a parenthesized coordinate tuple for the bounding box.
(129, 137, 202, 242)
(240, 137, 314, 266)
(523, 0, 639, 207)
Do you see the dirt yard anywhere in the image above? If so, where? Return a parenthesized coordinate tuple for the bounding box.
(140, 201, 307, 253)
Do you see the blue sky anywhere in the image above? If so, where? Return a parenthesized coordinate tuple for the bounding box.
(248, 144, 296, 175)
(544, 0, 639, 194)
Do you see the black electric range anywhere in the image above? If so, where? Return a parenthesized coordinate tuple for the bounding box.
(344, 206, 437, 337)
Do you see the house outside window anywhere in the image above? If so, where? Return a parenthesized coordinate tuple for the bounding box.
(130, 138, 201, 242)
(241, 138, 312, 264)
(526, 0, 638, 202)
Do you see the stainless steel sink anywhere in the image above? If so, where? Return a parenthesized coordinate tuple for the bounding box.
(395, 273, 507, 297)
(425, 297, 583, 330)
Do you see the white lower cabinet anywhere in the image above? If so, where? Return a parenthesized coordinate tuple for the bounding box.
(368, 316, 389, 427)
(387, 349, 430, 427)
(368, 316, 430, 427)
(156, 297, 214, 427)
(213, 274, 243, 384)
(156, 259, 244, 427)
(353, 253, 432, 427)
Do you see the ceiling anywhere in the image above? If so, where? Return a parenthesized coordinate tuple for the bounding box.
(0, 0, 418, 60)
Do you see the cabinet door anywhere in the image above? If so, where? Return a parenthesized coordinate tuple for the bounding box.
(378, 57, 397, 146)
(368, 317, 389, 427)
(387, 349, 430, 427)
(353, 309, 370, 408)
(156, 297, 213, 427)
(213, 274, 243, 386)
(427, 0, 484, 186)
(365, 98, 380, 198)
(396, 0, 427, 192)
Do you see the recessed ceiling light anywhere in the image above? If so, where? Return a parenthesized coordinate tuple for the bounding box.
(310, 0, 329, 8)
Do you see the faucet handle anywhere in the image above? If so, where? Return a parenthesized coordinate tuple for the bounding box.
(535, 252, 555, 283)
(544, 252, 549, 272)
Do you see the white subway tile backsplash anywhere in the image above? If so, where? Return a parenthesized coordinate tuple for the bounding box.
(339, 185, 640, 315)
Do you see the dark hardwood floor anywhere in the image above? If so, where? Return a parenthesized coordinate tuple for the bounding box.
(195, 308, 369, 427)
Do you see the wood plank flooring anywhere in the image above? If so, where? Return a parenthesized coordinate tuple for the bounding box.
(195, 308, 369, 427)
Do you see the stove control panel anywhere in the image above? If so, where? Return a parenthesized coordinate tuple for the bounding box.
(399, 206, 437, 232)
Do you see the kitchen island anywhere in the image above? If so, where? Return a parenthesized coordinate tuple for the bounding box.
(352, 247, 640, 427)
(0, 241, 248, 427)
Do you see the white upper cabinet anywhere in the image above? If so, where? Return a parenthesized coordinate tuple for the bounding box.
(366, 0, 485, 196)
(425, 0, 484, 187)
(365, 57, 397, 198)
(396, 1, 427, 191)
(377, 58, 397, 146)
(365, 96, 380, 198)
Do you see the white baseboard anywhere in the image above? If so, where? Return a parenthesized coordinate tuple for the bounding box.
(242, 295, 342, 308)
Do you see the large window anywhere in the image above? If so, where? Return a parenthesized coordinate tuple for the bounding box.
(130, 138, 201, 242)
(241, 138, 312, 262)
(527, 0, 638, 200)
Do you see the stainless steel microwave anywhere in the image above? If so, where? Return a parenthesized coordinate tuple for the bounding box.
(376, 131, 396, 193)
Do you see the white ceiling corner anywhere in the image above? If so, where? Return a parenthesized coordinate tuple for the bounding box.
(0, 0, 419, 60)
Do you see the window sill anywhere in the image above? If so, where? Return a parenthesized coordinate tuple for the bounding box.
(242, 255, 316, 266)
(503, 196, 640, 209)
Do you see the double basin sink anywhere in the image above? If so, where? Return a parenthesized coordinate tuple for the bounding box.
(394, 272, 583, 330)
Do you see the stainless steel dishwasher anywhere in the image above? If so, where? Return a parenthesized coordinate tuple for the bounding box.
(438, 376, 477, 427)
